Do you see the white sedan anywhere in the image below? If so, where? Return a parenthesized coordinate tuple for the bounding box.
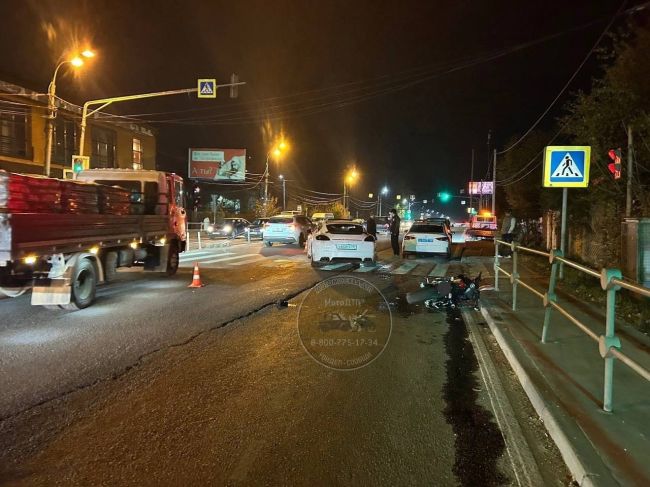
(307, 220, 376, 267)
(402, 221, 451, 258)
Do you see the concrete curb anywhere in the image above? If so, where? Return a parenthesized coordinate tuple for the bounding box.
(479, 305, 594, 487)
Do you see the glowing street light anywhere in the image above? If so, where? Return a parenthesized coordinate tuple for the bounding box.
(264, 137, 289, 201)
(44, 48, 96, 177)
(343, 167, 359, 212)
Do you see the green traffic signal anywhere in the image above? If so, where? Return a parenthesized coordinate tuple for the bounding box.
(73, 161, 84, 173)
(438, 192, 451, 203)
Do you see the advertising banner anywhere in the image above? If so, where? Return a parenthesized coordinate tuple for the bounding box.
(468, 181, 493, 195)
(188, 148, 246, 181)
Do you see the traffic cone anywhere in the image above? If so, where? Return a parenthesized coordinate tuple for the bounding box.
(188, 263, 204, 288)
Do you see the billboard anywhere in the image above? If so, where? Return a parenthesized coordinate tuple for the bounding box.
(188, 148, 246, 181)
(468, 181, 493, 195)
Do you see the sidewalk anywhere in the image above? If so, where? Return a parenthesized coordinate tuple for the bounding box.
(472, 257, 650, 487)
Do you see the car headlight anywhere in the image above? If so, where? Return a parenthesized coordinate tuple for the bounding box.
(207, 225, 214, 232)
(223, 225, 233, 233)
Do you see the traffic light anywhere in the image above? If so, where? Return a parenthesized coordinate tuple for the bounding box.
(71, 155, 89, 175)
(438, 191, 451, 203)
(608, 149, 622, 180)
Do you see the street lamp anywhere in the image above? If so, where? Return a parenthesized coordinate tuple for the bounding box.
(44, 49, 95, 177)
(343, 168, 359, 213)
(264, 137, 289, 202)
(279, 174, 286, 210)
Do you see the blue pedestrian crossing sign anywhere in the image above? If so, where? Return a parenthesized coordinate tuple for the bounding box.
(543, 146, 591, 188)
(197, 79, 216, 99)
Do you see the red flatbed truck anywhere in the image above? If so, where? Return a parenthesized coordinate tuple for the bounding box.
(0, 169, 186, 309)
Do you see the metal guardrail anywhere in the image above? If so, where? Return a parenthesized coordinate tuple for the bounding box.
(494, 239, 650, 413)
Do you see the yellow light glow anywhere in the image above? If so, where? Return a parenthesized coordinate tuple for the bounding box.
(278, 141, 287, 150)
(23, 255, 37, 265)
(480, 210, 493, 217)
(70, 56, 84, 67)
(159, 237, 167, 246)
(89, 246, 99, 254)
(273, 148, 282, 158)
(81, 49, 95, 58)
(129, 241, 139, 249)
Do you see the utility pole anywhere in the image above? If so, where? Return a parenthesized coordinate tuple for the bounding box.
(492, 149, 497, 215)
(626, 124, 633, 217)
(469, 149, 474, 216)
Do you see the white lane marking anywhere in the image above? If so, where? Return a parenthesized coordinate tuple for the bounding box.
(429, 263, 448, 277)
(180, 251, 232, 261)
(391, 262, 418, 275)
(201, 253, 261, 264)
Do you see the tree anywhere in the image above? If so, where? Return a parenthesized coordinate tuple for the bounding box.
(327, 201, 348, 219)
(254, 196, 281, 218)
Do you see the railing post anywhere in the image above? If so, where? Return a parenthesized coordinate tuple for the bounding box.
(197, 231, 202, 250)
(494, 239, 500, 292)
(542, 249, 561, 343)
(599, 268, 622, 413)
(511, 241, 518, 311)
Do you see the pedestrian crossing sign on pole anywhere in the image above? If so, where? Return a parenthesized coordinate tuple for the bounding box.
(197, 79, 216, 99)
(543, 146, 591, 188)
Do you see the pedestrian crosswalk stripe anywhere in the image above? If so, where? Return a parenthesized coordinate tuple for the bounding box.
(391, 262, 418, 275)
(228, 256, 267, 266)
(429, 263, 448, 277)
(354, 264, 378, 273)
(201, 253, 260, 264)
(179, 251, 234, 261)
(320, 262, 354, 271)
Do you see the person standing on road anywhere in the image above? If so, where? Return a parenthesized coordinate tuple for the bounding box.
(366, 215, 377, 240)
(388, 208, 401, 256)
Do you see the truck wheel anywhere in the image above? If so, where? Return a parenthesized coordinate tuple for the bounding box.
(166, 243, 179, 276)
(104, 251, 119, 282)
(62, 258, 97, 310)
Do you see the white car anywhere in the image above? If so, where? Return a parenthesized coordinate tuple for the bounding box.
(263, 214, 313, 248)
(307, 220, 376, 267)
(402, 221, 451, 258)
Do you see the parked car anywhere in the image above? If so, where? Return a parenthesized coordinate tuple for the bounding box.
(375, 216, 390, 235)
(246, 218, 269, 239)
(307, 220, 375, 267)
(402, 220, 451, 258)
(263, 214, 314, 248)
(207, 218, 250, 239)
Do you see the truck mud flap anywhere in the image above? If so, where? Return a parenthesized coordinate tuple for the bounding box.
(31, 278, 71, 306)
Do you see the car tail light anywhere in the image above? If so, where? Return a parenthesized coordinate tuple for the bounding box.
(288, 224, 296, 230)
(436, 237, 449, 241)
(364, 235, 375, 242)
(404, 235, 416, 240)
(316, 235, 330, 241)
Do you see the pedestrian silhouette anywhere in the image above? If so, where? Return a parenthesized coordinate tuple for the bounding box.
(561, 155, 576, 176)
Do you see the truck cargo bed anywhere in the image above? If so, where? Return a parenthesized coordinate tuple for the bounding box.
(0, 213, 170, 262)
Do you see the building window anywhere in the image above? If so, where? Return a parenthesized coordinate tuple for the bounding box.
(132, 138, 143, 170)
(53, 117, 77, 165)
(91, 126, 116, 168)
(0, 110, 28, 158)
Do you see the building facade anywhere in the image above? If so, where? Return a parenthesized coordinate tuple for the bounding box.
(0, 80, 155, 178)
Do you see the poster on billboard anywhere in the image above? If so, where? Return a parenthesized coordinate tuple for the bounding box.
(188, 148, 246, 181)
(468, 181, 494, 195)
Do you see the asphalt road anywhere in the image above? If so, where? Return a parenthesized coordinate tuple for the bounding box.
(0, 237, 570, 485)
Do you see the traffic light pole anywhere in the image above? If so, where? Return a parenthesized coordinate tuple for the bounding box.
(77, 81, 246, 159)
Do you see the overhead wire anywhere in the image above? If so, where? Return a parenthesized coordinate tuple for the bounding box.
(497, 0, 629, 155)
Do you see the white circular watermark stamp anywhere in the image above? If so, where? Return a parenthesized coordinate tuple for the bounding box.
(297, 276, 392, 370)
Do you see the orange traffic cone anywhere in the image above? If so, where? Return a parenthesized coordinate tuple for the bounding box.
(188, 262, 204, 288)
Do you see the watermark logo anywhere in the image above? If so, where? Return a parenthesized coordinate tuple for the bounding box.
(297, 276, 392, 370)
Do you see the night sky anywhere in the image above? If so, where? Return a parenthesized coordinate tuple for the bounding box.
(0, 0, 640, 212)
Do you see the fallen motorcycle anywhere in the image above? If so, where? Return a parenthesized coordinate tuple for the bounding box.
(406, 273, 482, 311)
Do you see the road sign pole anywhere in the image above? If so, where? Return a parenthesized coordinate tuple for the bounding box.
(491, 149, 496, 216)
(559, 187, 568, 279)
(626, 125, 633, 217)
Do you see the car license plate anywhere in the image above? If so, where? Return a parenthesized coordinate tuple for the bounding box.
(336, 243, 357, 250)
(418, 238, 434, 243)
(272, 227, 284, 232)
